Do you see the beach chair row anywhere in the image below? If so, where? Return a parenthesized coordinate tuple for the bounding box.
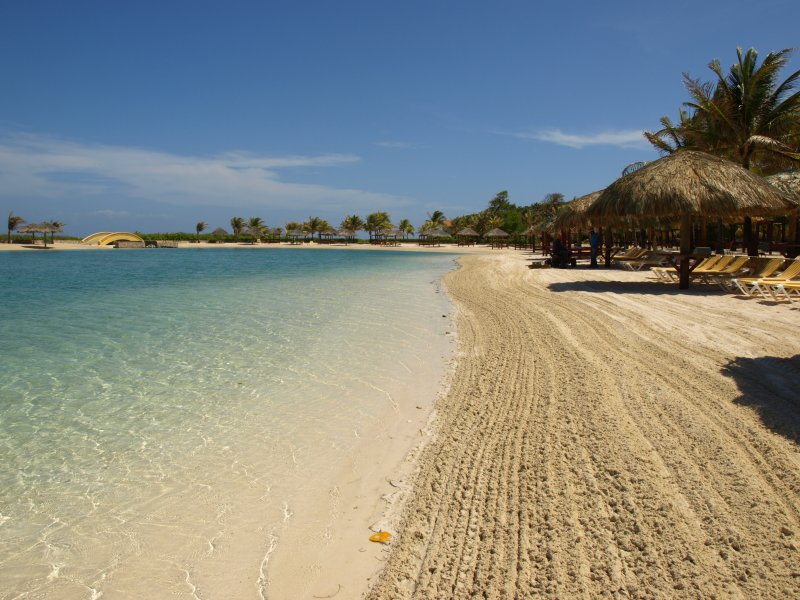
(612, 247, 670, 271)
(653, 255, 800, 302)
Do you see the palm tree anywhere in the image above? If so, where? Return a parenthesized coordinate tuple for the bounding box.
(247, 217, 266, 243)
(339, 215, 364, 242)
(427, 210, 446, 227)
(644, 109, 696, 155)
(397, 218, 415, 239)
(7, 212, 24, 244)
(647, 47, 800, 172)
(448, 215, 476, 233)
(365, 212, 391, 240)
(285, 221, 303, 234)
(688, 47, 800, 171)
(340, 214, 364, 232)
(486, 215, 504, 230)
(230, 217, 245, 241)
(654, 47, 800, 255)
(196, 221, 207, 242)
(47, 220, 64, 245)
(421, 210, 447, 232)
(303, 216, 330, 240)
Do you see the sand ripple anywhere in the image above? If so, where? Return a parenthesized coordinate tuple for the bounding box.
(366, 253, 800, 599)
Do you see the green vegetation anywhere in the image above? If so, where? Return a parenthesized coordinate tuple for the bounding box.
(195, 221, 207, 242)
(645, 46, 800, 174)
(7, 212, 24, 244)
(643, 46, 800, 256)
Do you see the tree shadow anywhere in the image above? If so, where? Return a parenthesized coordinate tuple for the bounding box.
(721, 354, 800, 444)
(546, 280, 720, 296)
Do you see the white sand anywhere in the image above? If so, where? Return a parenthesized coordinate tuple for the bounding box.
(365, 251, 800, 599)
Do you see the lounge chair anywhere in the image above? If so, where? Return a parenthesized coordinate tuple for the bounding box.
(651, 254, 721, 282)
(697, 255, 750, 284)
(693, 254, 734, 274)
(612, 248, 648, 267)
(717, 257, 784, 292)
(621, 251, 671, 271)
(733, 259, 800, 298)
(772, 281, 800, 303)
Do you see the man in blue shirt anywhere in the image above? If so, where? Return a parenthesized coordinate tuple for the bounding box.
(590, 228, 600, 268)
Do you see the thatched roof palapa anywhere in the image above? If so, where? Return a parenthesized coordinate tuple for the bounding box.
(586, 151, 795, 289)
(456, 227, 479, 237)
(484, 228, 509, 238)
(554, 190, 603, 229)
(765, 170, 800, 207)
(587, 151, 794, 222)
(423, 227, 450, 238)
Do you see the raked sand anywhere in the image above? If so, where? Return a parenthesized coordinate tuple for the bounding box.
(364, 250, 800, 599)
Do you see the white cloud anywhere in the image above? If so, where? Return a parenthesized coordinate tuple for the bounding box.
(510, 128, 647, 149)
(0, 133, 406, 213)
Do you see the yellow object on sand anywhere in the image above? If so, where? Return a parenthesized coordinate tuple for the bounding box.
(369, 531, 392, 544)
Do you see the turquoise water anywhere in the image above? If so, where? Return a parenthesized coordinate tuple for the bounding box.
(0, 248, 455, 598)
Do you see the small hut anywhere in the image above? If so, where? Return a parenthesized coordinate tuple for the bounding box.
(455, 227, 479, 246)
(484, 228, 509, 248)
(19, 222, 57, 248)
(378, 228, 402, 246)
(419, 227, 449, 247)
(554, 191, 603, 230)
(286, 229, 305, 244)
(211, 227, 228, 243)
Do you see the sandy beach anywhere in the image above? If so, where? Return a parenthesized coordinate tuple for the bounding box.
(363, 250, 800, 599)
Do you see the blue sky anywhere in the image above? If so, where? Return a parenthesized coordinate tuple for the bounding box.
(1, 0, 798, 236)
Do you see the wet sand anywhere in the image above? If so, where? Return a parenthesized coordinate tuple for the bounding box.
(365, 251, 800, 599)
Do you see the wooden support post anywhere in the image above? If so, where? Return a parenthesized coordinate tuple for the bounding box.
(679, 214, 692, 290)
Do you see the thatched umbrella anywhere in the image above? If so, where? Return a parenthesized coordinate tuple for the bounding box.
(766, 170, 800, 252)
(765, 170, 800, 204)
(19, 222, 57, 248)
(484, 228, 509, 238)
(420, 227, 449, 246)
(484, 227, 509, 248)
(426, 227, 449, 236)
(456, 227, 479, 237)
(455, 227, 479, 246)
(586, 151, 794, 288)
(286, 229, 305, 244)
(554, 191, 603, 230)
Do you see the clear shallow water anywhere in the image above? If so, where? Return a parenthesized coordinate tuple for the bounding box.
(0, 248, 455, 598)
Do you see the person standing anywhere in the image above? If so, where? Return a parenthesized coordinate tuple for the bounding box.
(589, 228, 600, 268)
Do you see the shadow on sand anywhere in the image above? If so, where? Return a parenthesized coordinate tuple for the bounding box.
(546, 280, 722, 296)
(722, 354, 800, 445)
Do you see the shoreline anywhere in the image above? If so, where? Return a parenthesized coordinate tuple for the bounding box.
(0, 240, 484, 253)
(364, 252, 800, 598)
(262, 255, 462, 599)
(0, 244, 475, 599)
